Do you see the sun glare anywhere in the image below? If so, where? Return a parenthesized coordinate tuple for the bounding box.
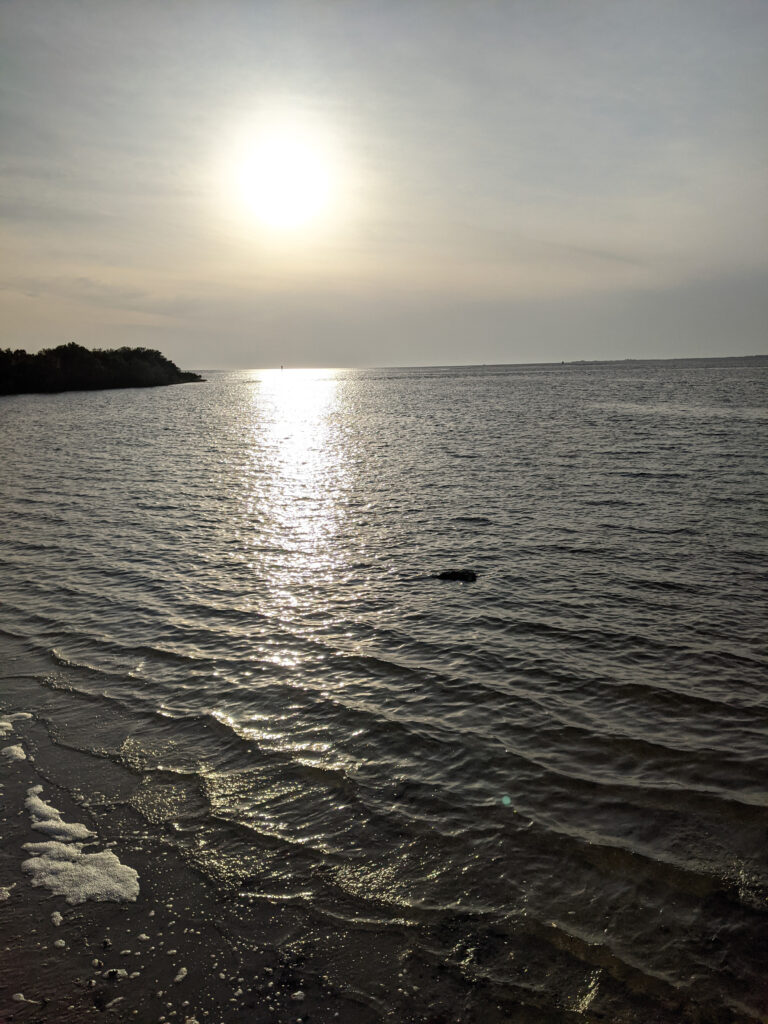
(229, 123, 338, 233)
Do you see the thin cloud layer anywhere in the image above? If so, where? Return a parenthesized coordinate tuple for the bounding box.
(2, 0, 766, 365)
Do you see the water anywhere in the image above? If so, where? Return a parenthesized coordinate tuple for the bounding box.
(1, 360, 766, 1022)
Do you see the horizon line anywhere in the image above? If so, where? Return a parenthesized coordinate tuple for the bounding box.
(190, 353, 768, 373)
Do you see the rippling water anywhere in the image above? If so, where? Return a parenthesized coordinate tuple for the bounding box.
(1, 360, 766, 1021)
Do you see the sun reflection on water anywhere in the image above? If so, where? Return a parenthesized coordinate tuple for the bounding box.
(210, 368, 362, 768)
(231, 368, 351, 669)
(255, 367, 346, 560)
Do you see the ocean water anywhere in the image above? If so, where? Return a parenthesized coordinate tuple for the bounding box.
(0, 359, 766, 1022)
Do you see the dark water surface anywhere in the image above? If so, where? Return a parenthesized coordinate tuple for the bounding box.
(1, 360, 766, 1021)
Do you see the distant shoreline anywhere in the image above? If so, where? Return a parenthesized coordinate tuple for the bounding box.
(0, 343, 204, 396)
(194, 354, 768, 373)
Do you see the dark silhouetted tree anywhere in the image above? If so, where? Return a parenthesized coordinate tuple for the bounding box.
(0, 344, 203, 395)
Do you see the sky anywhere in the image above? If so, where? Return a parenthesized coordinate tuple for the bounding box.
(2, 0, 767, 369)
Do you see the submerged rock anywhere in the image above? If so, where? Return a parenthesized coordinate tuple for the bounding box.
(436, 569, 478, 582)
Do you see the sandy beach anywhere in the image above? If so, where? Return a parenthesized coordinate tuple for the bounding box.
(0, 706, 381, 1024)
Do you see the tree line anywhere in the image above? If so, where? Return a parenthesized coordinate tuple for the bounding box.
(0, 343, 203, 395)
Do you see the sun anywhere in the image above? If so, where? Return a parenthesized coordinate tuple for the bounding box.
(233, 126, 335, 232)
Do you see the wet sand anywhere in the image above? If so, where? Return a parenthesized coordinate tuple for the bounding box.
(2, 658, 763, 1024)
(0, 713, 381, 1024)
(0, 698, 526, 1024)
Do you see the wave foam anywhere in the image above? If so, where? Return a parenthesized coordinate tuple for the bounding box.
(21, 785, 139, 904)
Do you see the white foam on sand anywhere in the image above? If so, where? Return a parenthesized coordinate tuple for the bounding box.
(25, 786, 94, 841)
(25, 786, 63, 821)
(0, 712, 32, 738)
(0, 713, 35, 761)
(21, 785, 139, 905)
(23, 843, 140, 903)
(32, 816, 94, 841)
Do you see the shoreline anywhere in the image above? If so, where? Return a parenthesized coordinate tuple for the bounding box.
(1, 643, 762, 1024)
(0, 701, 377, 1024)
(0, 344, 203, 397)
(0, 641, 528, 1024)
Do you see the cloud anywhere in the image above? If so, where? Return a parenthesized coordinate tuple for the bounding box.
(1, 0, 766, 363)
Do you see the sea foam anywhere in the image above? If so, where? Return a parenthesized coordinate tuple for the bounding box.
(21, 785, 139, 904)
(2, 745, 26, 761)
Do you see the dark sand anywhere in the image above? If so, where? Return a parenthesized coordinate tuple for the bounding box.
(2, 679, 741, 1024)
(0, 714, 382, 1024)
(0, 702, 520, 1024)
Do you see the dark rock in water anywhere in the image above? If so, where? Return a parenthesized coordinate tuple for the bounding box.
(436, 569, 477, 582)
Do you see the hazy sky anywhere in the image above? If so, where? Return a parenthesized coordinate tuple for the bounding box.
(2, 0, 767, 368)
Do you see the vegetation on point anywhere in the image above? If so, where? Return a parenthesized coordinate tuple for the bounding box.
(0, 343, 203, 395)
